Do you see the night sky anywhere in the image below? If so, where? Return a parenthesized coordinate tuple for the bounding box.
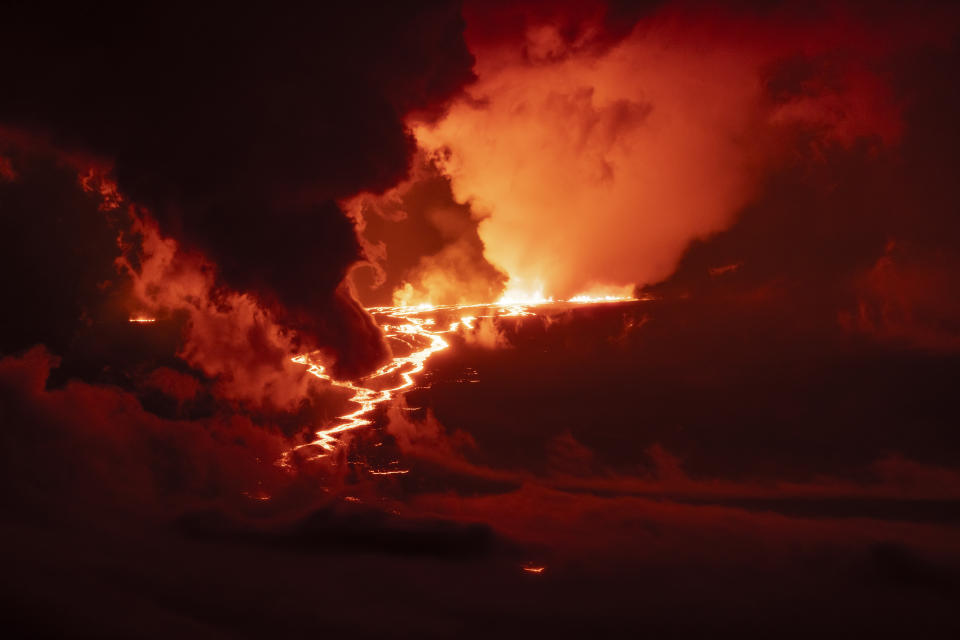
(2, 1, 960, 637)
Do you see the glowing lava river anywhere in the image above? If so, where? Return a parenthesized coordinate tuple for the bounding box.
(280, 295, 635, 468)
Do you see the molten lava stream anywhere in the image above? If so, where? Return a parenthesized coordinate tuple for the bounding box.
(280, 294, 636, 468)
(280, 306, 458, 468)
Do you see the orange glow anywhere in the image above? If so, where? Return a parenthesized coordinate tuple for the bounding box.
(412, 14, 763, 302)
(406, 7, 908, 305)
(240, 490, 271, 501)
(568, 295, 628, 304)
(496, 282, 553, 306)
(522, 564, 546, 574)
(78, 166, 123, 211)
(119, 214, 319, 410)
(567, 284, 637, 304)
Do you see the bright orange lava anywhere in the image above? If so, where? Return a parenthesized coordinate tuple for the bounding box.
(128, 316, 156, 323)
(279, 294, 635, 468)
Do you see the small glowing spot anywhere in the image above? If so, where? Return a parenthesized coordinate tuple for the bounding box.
(128, 316, 156, 323)
(522, 564, 546, 574)
(709, 261, 743, 277)
(240, 490, 271, 501)
(368, 468, 410, 476)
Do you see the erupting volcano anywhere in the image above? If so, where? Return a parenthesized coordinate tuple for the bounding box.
(3, 1, 960, 637)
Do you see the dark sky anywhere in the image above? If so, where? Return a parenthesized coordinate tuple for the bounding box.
(2, 1, 960, 637)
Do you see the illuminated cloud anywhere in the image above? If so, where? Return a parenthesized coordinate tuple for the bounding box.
(411, 2, 934, 301)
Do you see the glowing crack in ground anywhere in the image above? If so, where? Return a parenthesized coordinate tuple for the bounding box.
(278, 294, 635, 468)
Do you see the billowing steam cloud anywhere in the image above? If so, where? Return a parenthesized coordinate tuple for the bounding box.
(410, 2, 920, 300)
(347, 156, 507, 307)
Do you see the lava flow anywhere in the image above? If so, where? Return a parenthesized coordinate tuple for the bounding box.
(280, 294, 636, 467)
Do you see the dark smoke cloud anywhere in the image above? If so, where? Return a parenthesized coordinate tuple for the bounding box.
(0, 137, 125, 361)
(644, 17, 960, 353)
(0, 139, 298, 412)
(0, 2, 476, 373)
